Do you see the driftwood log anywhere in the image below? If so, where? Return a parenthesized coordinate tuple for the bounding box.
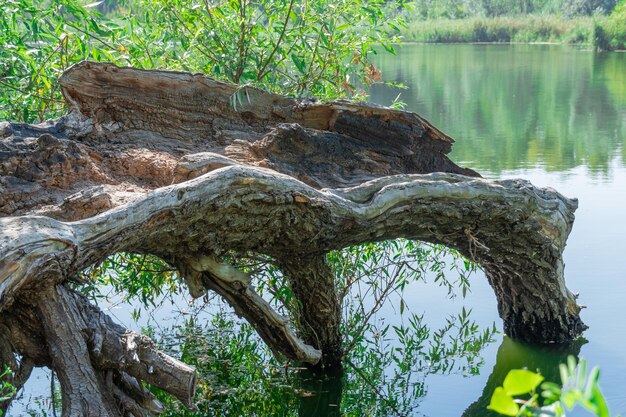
(0, 61, 585, 416)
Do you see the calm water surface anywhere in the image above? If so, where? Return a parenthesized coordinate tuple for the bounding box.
(369, 44, 626, 417)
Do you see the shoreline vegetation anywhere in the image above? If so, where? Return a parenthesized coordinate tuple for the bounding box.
(398, 4, 626, 50)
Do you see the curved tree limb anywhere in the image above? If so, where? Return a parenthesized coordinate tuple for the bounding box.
(1, 165, 583, 345)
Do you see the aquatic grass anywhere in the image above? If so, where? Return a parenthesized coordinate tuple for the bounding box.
(401, 15, 607, 46)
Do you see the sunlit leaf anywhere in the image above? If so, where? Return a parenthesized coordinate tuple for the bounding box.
(488, 387, 520, 416)
(503, 369, 544, 396)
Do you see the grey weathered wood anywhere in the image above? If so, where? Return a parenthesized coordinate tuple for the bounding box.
(1, 165, 584, 341)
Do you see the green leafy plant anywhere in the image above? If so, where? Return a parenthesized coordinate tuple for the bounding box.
(488, 357, 618, 417)
(604, 0, 626, 49)
(0, 0, 409, 123)
(77, 253, 180, 321)
(0, 365, 17, 416)
(134, 0, 408, 98)
(143, 294, 496, 416)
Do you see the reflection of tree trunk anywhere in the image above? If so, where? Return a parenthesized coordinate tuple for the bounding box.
(297, 368, 344, 417)
(462, 336, 586, 417)
(1, 61, 585, 411)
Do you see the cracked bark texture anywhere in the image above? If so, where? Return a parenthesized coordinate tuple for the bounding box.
(0, 61, 584, 414)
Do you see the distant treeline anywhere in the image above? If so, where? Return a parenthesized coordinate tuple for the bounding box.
(409, 0, 618, 19)
(89, 0, 625, 50)
(401, 0, 626, 49)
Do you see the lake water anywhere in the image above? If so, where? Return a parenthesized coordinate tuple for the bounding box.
(10, 44, 626, 416)
(369, 44, 626, 417)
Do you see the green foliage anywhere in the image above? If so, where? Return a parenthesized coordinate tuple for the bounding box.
(0, 0, 409, 123)
(0, 365, 16, 415)
(402, 15, 601, 44)
(488, 357, 619, 417)
(132, 0, 407, 98)
(560, 0, 618, 16)
(603, 0, 626, 49)
(145, 312, 302, 416)
(400, 11, 626, 48)
(330, 240, 475, 302)
(406, 0, 618, 19)
(0, 0, 132, 122)
(399, 0, 626, 47)
(78, 253, 180, 319)
(144, 295, 496, 416)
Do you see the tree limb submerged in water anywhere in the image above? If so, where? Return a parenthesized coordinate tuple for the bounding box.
(0, 61, 584, 415)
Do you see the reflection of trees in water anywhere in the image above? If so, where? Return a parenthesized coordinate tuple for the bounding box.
(462, 336, 586, 417)
(145, 299, 496, 416)
(294, 335, 585, 417)
(297, 367, 343, 417)
(370, 45, 626, 174)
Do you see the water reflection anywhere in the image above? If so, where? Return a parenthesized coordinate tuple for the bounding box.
(462, 336, 586, 417)
(293, 335, 585, 417)
(297, 368, 343, 417)
(370, 44, 626, 175)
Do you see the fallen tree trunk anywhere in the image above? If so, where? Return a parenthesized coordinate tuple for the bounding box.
(0, 61, 585, 413)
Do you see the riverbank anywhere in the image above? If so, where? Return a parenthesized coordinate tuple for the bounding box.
(400, 15, 626, 50)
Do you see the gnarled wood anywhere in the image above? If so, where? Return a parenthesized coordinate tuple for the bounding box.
(3, 284, 195, 417)
(175, 254, 323, 364)
(0, 61, 584, 412)
(281, 256, 342, 368)
(1, 166, 584, 342)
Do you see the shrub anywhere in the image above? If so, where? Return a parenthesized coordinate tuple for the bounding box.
(604, 0, 626, 49)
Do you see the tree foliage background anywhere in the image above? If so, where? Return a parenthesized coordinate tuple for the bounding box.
(0, 0, 407, 122)
(410, 0, 619, 19)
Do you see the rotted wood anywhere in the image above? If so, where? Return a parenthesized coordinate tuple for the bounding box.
(1, 61, 478, 219)
(0, 61, 584, 412)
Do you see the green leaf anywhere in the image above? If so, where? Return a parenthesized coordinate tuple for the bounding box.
(503, 369, 544, 396)
(584, 367, 601, 399)
(589, 385, 610, 417)
(561, 390, 578, 409)
(488, 387, 520, 416)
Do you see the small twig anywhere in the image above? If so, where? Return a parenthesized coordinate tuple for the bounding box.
(0, 79, 63, 103)
(344, 263, 404, 353)
(164, 3, 221, 64)
(202, 0, 228, 53)
(464, 228, 489, 260)
(50, 370, 58, 417)
(63, 21, 116, 51)
(256, 0, 296, 81)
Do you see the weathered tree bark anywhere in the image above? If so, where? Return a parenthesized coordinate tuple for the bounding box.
(0, 61, 585, 413)
(281, 256, 342, 368)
